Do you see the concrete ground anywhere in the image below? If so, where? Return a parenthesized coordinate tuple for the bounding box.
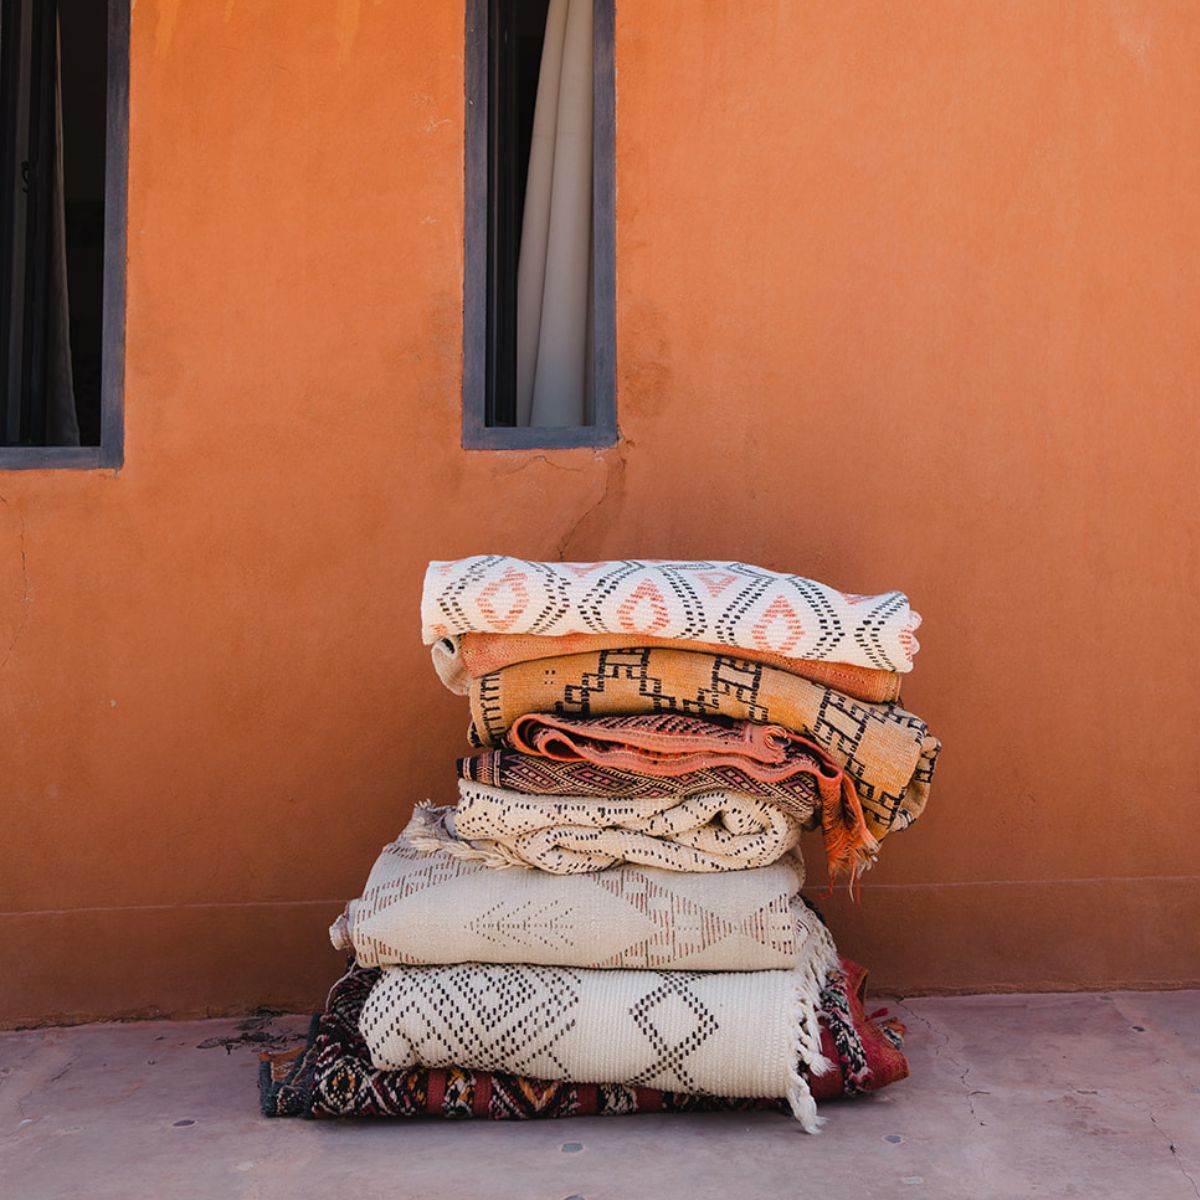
(1, 990, 1197, 1200)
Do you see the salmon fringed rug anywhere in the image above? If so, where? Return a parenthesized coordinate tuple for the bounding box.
(457, 711, 870, 881)
(260, 958, 908, 1123)
(467, 651, 940, 850)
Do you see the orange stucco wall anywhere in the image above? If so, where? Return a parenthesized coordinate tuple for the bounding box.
(3, 1, 1198, 1025)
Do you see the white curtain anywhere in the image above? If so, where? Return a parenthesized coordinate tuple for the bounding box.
(515, 0, 593, 427)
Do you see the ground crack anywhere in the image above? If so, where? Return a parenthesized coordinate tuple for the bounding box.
(902, 1003, 987, 1128)
(46, 1060, 74, 1086)
(1149, 1109, 1200, 1199)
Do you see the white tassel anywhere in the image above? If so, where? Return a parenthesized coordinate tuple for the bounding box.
(783, 901, 842, 1131)
(328, 910, 352, 951)
(403, 802, 532, 870)
(786, 1069, 826, 1133)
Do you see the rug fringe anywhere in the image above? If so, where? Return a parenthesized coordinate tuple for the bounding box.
(821, 776, 880, 898)
(785, 901, 842, 1132)
(328, 910, 352, 951)
(404, 802, 532, 870)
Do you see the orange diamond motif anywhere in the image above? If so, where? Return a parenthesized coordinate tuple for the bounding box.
(616, 580, 671, 633)
(477, 566, 531, 632)
(750, 595, 805, 653)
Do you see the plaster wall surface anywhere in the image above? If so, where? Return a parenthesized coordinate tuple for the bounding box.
(1, 0, 1198, 1023)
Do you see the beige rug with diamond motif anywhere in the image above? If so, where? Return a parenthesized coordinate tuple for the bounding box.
(331, 826, 809, 971)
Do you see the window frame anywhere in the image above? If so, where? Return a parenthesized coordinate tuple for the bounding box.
(0, 0, 127, 470)
(462, 0, 617, 451)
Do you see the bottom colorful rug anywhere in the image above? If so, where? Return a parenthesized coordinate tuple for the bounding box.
(260, 957, 908, 1121)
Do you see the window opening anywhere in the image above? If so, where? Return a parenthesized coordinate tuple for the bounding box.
(0, 0, 125, 467)
(464, 0, 616, 449)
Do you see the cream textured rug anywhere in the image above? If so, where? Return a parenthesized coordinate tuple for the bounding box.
(422, 556, 921, 673)
(331, 831, 806, 971)
(359, 914, 841, 1131)
(409, 787, 803, 874)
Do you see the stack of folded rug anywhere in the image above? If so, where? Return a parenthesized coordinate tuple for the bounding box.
(261, 557, 939, 1130)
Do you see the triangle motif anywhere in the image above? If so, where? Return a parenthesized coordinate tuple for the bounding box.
(696, 571, 738, 597)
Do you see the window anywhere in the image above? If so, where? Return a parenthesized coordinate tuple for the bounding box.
(0, 0, 126, 468)
(463, 0, 616, 449)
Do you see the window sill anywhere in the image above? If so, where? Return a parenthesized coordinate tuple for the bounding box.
(462, 422, 619, 451)
(0, 444, 122, 471)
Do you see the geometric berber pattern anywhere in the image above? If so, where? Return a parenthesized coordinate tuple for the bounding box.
(422, 556, 921, 673)
(332, 834, 809, 971)
(358, 959, 803, 1100)
(467, 647, 941, 839)
(258, 959, 909, 1119)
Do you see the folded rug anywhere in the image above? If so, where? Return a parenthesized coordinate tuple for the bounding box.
(433, 632, 903, 704)
(331, 828, 808, 970)
(461, 738, 837, 803)
(459, 732, 874, 880)
(358, 924, 841, 1129)
(260, 958, 908, 1120)
(408, 791, 803, 875)
(468, 650, 940, 842)
(422, 556, 921, 673)
(509, 710, 835, 770)
(470, 713, 871, 882)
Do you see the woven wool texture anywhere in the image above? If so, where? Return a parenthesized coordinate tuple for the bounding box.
(467, 649, 940, 841)
(508, 711, 841, 777)
(409, 791, 803, 875)
(358, 914, 841, 1129)
(331, 831, 808, 970)
(477, 711, 870, 881)
(432, 632, 904, 704)
(422, 556, 921, 673)
(259, 959, 910, 1120)
(459, 744, 831, 807)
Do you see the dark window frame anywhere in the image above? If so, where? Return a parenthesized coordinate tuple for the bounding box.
(462, 0, 617, 451)
(0, 0, 126, 471)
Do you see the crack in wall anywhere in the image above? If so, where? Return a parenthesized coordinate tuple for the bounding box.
(501, 454, 589, 477)
(556, 447, 627, 561)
